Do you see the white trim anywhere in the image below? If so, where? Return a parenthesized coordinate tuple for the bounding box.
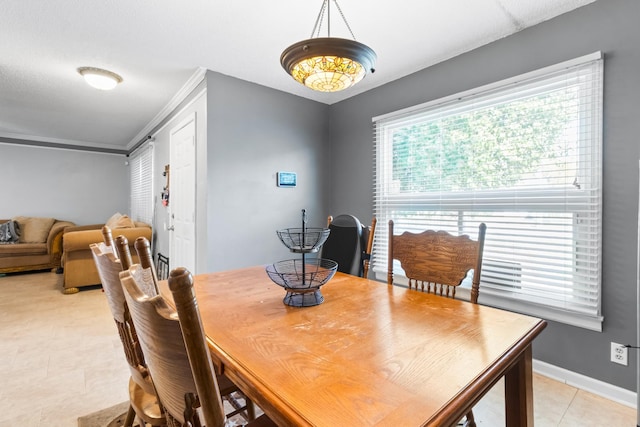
(478, 292, 603, 332)
(372, 51, 602, 123)
(148, 87, 207, 138)
(534, 359, 636, 409)
(126, 67, 207, 150)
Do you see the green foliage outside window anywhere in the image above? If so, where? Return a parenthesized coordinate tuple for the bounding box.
(391, 89, 578, 192)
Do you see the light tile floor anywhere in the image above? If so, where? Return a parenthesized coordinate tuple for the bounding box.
(0, 271, 636, 426)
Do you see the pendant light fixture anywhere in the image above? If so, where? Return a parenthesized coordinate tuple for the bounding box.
(280, 0, 376, 93)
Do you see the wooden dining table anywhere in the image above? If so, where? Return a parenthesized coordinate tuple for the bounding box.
(161, 265, 546, 427)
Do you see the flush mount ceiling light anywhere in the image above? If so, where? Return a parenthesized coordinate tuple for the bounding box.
(280, 0, 376, 93)
(77, 67, 123, 90)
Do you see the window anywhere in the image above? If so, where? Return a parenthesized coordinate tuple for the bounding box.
(129, 141, 154, 225)
(373, 53, 603, 331)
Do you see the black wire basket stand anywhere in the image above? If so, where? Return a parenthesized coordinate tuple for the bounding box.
(266, 210, 337, 307)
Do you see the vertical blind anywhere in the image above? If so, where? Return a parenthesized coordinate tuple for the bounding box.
(372, 53, 603, 330)
(129, 141, 154, 226)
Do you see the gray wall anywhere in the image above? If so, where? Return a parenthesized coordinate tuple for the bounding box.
(328, 0, 639, 390)
(0, 142, 128, 225)
(206, 71, 330, 272)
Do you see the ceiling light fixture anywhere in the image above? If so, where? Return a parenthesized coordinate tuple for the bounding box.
(280, 0, 376, 93)
(77, 67, 123, 90)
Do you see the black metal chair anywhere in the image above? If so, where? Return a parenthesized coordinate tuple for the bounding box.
(156, 253, 169, 281)
(322, 215, 376, 277)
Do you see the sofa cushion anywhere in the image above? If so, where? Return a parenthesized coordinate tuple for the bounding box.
(0, 242, 47, 256)
(106, 213, 135, 229)
(12, 217, 56, 243)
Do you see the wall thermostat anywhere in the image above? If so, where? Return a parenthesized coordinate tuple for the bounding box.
(277, 171, 297, 187)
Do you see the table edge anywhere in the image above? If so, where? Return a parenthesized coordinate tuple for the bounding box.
(428, 319, 547, 426)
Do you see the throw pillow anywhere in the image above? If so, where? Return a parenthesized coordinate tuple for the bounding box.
(112, 214, 135, 229)
(105, 212, 123, 229)
(12, 216, 56, 243)
(105, 212, 135, 229)
(0, 220, 21, 243)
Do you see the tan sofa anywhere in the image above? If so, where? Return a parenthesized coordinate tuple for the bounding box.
(0, 217, 75, 274)
(62, 220, 152, 294)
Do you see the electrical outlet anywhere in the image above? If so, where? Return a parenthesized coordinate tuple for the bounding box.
(610, 342, 628, 366)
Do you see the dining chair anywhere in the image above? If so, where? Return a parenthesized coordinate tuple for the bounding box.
(130, 235, 257, 422)
(120, 264, 276, 427)
(361, 217, 377, 278)
(91, 228, 164, 427)
(322, 214, 376, 277)
(134, 236, 161, 289)
(387, 220, 487, 427)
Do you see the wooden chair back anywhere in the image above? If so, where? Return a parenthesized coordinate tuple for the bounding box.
(91, 243, 145, 372)
(92, 226, 165, 427)
(120, 265, 227, 427)
(113, 234, 134, 271)
(90, 241, 162, 415)
(134, 236, 161, 289)
(101, 225, 115, 249)
(362, 217, 377, 278)
(387, 221, 487, 303)
(111, 235, 155, 298)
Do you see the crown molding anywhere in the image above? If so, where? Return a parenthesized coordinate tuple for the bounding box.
(126, 67, 207, 151)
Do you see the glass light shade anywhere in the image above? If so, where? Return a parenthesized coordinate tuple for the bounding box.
(291, 55, 365, 92)
(77, 67, 122, 90)
(281, 38, 376, 93)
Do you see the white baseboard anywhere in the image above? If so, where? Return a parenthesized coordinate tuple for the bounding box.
(533, 359, 636, 409)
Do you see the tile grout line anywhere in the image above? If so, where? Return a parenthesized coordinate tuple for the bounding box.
(556, 387, 578, 426)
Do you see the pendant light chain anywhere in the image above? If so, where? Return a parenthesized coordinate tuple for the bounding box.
(310, 0, 358, 40)
(333, 0, 357, 40)
(311, 0, 328, 38)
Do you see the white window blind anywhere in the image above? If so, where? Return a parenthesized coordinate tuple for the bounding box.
(373, 53, 603, 331)
(129, 141, 154, 225)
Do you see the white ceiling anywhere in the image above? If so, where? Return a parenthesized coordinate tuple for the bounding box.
(0, 0, 597, 152)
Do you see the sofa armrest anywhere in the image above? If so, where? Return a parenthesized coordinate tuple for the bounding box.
(109, 227, 153, 249)
(63, 226, 152, 253)
(45, 220, 75, 269)
(63, 224, 103, 234)
(47, 221, 75, 253)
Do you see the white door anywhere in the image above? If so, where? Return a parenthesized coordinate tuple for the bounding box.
(169, 114, 197, 273)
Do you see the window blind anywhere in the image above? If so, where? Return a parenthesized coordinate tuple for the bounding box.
(372, 53, 603, 330)
(129, 141, 154, 226)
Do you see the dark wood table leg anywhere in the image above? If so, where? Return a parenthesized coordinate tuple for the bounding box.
(505, 345, 534, 426)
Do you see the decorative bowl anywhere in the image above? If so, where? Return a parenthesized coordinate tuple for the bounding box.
(276, 228, 330, 253)
(265, 258, 338, 307)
